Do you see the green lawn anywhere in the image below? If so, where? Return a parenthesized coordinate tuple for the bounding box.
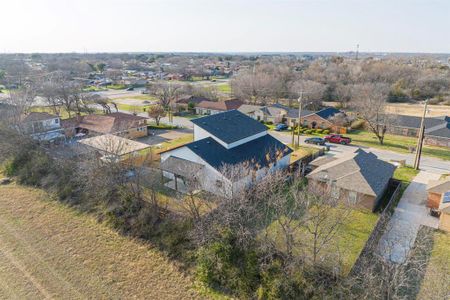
(29, 106, 102, 120)
(418, 231, 450, 299)
(106, 84, 126, 90)
(216, 83, 232, 94)
(393, 165, 420, 183)
(267, 208, 379, 276)
(115, 103, 151, 113)
(279, 130, 450, 161)
(345, 130, 450, 161)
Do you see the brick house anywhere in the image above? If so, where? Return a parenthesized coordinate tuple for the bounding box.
(174, 96, 211, 111)
(195, 99, 243, 115)
(388, 115, 450, 148)
(62, 112, 148, 139)
(427, 179, 450, 232)
(307, 149, 396, 211)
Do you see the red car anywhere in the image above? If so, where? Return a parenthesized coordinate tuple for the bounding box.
(324, 134, 352, 145)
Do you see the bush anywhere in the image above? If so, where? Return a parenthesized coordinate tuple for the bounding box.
(265, 121, 273, 125)
(351, 119, 365, 130)
(4, 148, 52, 186)
(305, 129, 313, 134)
(196, 230, 260, 297)
(315, 129, 323, 134)
(323, 129, 330, 134)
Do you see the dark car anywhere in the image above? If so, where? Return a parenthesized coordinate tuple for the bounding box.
(275, 123, 289, 131)
(126, 87, 134, 91)
(305, 137, 326, 145)
(324, 134, 352, 145)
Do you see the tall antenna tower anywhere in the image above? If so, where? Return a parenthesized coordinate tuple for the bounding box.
(356, 44, 360, 60)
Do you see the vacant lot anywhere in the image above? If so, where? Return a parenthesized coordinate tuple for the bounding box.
(0, 184, 199, 299)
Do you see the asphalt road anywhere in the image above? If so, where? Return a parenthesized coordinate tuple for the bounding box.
(270, 131, 450, 174)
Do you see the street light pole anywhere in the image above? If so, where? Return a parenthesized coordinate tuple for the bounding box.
(297, 91, 303, 148)
(413, 99, 428, 170)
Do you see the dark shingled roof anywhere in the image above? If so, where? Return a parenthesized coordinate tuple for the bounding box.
(184, 134, 292, 176)
(315, 107, 342, 120)
(191, 110, 268, 144)
(307, 149, 395, 198)
(427, 122, 450, 139)
(392, 115, 447, 129)
(271, 103, 315, 119)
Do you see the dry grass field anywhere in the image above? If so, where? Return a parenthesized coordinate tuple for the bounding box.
(385, 103, 449, 117)
(0, 184, 200, 299)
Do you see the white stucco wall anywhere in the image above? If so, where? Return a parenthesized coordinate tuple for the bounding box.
(161, 147, 233, 197)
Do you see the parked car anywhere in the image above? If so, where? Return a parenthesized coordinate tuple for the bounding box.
(275, 123, 289, 131)
(324, 134, 352, 145)
(305, 137, 326, 145)
(126, 87, 134, 91)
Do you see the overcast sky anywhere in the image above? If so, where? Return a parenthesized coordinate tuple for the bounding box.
(1, 0, 449, 53)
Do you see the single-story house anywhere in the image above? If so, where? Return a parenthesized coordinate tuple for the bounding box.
(18, 112, 65, 142)
(306, 149, 396, 211)
(62, 112, 148, 139)
(388, 115, 450, 148)
(78, 134, 151, 162)
(160, 110, 292, 197)
(174, 96, 211, 111)
(239, 103, 347, 132)
(195, 99, 243, 115)
(427, 179, 450, 232)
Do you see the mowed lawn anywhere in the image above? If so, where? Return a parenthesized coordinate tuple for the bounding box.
(267, 208, 379, 276)
(0, 184, 199, 299)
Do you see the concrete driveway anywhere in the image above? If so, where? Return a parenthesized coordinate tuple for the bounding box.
(377, 171, 441, 263)
(137, 128, 192, 146)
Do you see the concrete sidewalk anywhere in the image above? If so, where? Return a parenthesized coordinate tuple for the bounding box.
(377, 171, 441, 263)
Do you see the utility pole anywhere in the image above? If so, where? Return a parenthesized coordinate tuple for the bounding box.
(413, 100, 428, 170)
(356, 44, 359, 60)
(297, 92, 303, 148)
(291, 120, 295, 147)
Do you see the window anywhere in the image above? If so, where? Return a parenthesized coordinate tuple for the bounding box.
(331, 184, 340, 199)
(348, 191, 358, 205)
(215, 180, 223, 188)
(54, 119, 59, 124)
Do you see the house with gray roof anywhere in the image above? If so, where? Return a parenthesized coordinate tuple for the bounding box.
(307, 149, 396, 211)
(160, 110, 292, 197)
(388, 114, 450, 148)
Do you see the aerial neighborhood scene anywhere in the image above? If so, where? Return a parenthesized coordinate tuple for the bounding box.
(1, 0, 450, 299)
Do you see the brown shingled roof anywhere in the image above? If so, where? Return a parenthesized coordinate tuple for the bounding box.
(62, 112, 147, 134)
(21, 112, 58, 122)
(196, 99, 243, 111)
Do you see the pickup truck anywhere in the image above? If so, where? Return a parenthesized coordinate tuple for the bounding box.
(324, 134, 352, 145)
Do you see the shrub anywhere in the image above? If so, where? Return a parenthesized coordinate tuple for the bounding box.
(323, 129, 330, 134)
(305, 129, 313, 134)
(315, 129, 323, 134)
(351, 119, 365, 130)
(265, 121, 273, 125)
(196, 230, 260, 297)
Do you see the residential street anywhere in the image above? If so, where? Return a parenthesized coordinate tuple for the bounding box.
(377, 171, 441, 263)
(269, 131, 450, 174)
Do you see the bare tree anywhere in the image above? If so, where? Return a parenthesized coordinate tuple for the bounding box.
(147, 81, 182, 109)
(147, 105, 166, 126)
(352, 83, 391, 144)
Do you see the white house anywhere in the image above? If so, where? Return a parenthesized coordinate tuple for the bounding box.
(160, 110, 292, 198)
(19, 112, 65, 142)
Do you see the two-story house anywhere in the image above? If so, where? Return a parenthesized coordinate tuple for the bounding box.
(19, 112, 65, 141)
(160, 110, 292, 197)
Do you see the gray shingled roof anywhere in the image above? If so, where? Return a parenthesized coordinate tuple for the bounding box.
(184, 134, 292, 179)
(392, 114, 447, 129)
(190, 110, 267, 144)
(307, 149, 395, 197)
